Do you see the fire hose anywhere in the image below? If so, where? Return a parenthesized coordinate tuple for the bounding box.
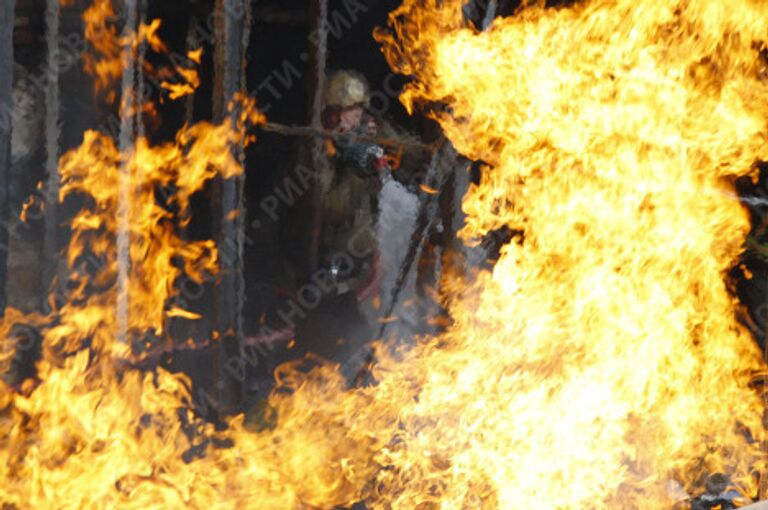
(260, 121, 435, 152)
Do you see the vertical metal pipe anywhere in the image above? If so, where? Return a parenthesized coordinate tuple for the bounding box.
(213, 0, 249, 413)
(481, 0, 498, 29)
(41, 0, 61, 312)
(0, 0, 15, 318)
(307, 0, 329, 273)
(117, 0, 138, 344)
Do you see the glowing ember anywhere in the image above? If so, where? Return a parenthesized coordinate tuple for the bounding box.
(2, 0, 768, 508)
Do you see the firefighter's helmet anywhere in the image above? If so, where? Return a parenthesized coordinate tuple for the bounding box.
(324, 70, 370, 108)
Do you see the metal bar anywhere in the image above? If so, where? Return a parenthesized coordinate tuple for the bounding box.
(307, 0, 330, 274)
(41, 0, 61, 312)
(481, 0, 498, 29)
(251, 7, 307, 26)
(0, 0, 15, 317)
(117, 0, 138, 345)
(261, 121, 433, 151)
(212, 0, 249, 413)
(0, 1, 14, 316)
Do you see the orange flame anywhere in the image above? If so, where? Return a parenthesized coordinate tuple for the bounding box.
(82, 0, 122, 101)
(373, 0, 768, 507)
(82, 0, 202, 104)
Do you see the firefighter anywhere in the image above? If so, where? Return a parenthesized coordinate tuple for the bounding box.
(294, 70, 431, 383)
(290, 71, 392, 383)
(320, 70, 386, 299)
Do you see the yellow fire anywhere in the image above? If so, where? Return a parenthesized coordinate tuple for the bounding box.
(372, 0, 768, 506)
(77, 0, 202, 104)
(2, 0, 768, 508)
(52, 101, 263, 360)
(81, 0, 122, 101)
